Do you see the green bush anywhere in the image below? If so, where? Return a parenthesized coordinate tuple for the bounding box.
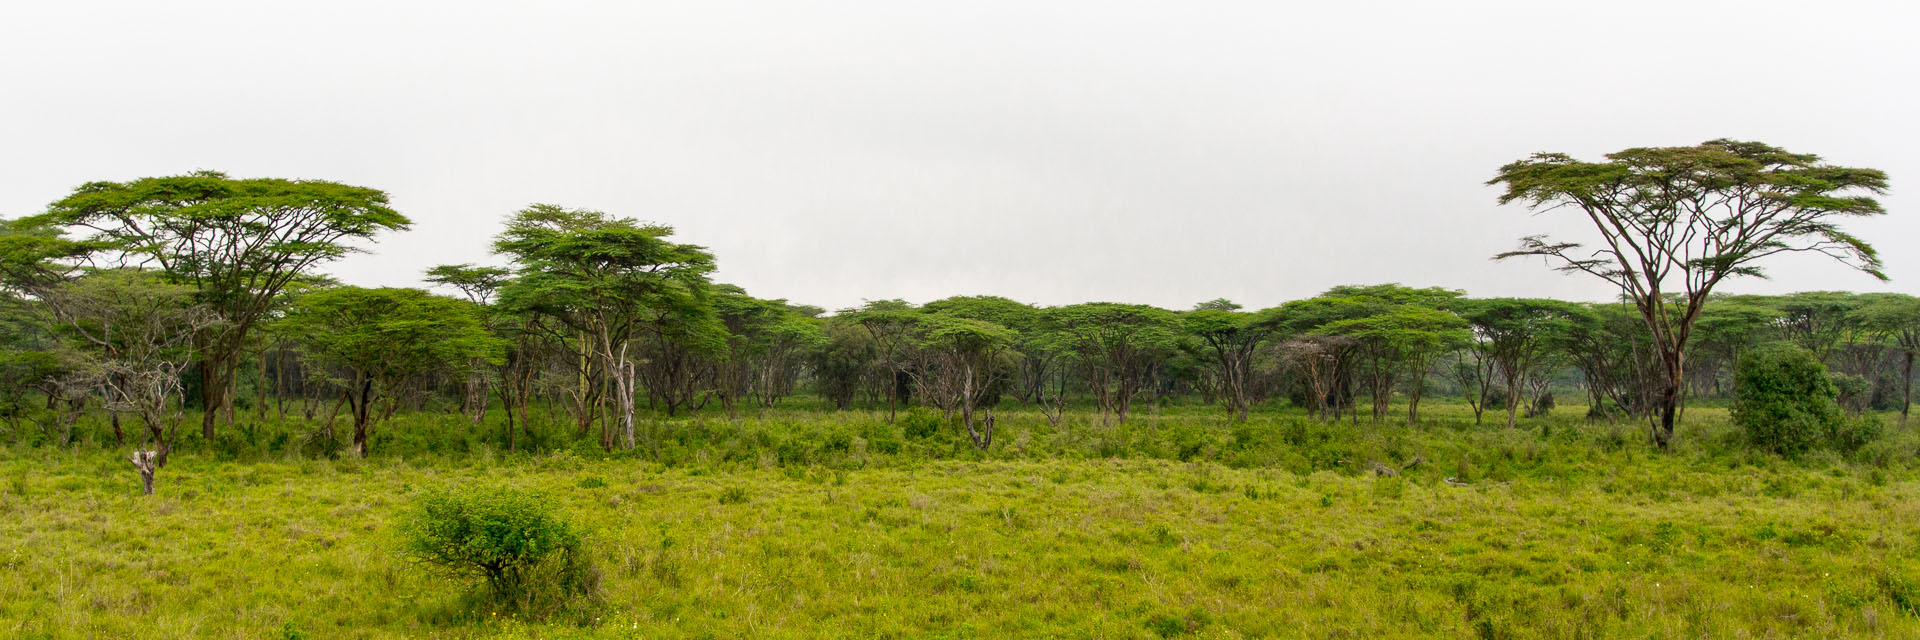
(399, 485, 598, 615)
(1830, 372, 1870, 413)
(899, 409, 943, 440)
(1828, 414, 1883, 455)
(1731, 344, 1843, 457)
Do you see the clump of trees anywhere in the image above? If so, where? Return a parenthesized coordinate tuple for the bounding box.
(279, 286, 501, 457)
(0, 140, 1904, 492)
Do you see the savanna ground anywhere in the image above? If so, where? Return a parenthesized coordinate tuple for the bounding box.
(3, 402, 1920, 639)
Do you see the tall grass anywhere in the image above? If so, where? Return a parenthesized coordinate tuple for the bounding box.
(1, 401, 1917, 638)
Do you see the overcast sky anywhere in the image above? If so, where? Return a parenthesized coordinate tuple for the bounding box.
(2, 1, 1915, 311)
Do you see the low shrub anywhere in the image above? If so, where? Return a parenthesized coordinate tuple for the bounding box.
(399, 485, 598, 617)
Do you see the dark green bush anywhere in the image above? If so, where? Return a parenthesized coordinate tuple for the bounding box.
(399, 485, 598, 616)
(1732, 344, 1843, 457)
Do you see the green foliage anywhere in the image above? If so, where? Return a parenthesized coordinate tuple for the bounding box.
(23, 172, 413, 434)
(1492, 140, 1890, 447)
(423, 264, 512, 305)
(809, 317, 877, 409)
(1828, 414, 1883, 456)
(281, 286, 499, 366)
(898, 408, 944, 440)
(1829, 371, 1870, 412)
(399, 485, 597, 615)
(1493, 140, 1889, 282)
(1732, 344, 1844, 457)
(491, 204, 719, 378)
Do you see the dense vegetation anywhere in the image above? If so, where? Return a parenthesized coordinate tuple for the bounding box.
(1, 140, 1916, 637)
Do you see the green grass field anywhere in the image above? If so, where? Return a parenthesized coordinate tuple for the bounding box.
(3, 404, 1920, 638)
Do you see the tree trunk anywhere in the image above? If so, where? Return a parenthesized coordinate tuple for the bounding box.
(498, 383, 518, 451)
(616, 355, 637, 450)
(276, 356, 289, 420)
(257, 353, 270, 423)
(1505, 376, 1522, 430)
(1903, 350, 1913, 426)
(1653, 361, 1681, 449)
(198, 359, 221, 439)
(1407, 378, 1424, 424)
(885, 368, 899, 424)
(106, 380, 124, 445)
(352, 376, 372, 458)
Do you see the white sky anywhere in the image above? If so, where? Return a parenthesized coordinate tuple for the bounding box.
(2, 1, 1916, 311)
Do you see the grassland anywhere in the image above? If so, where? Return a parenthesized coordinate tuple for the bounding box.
(3, 403, 1919, 638)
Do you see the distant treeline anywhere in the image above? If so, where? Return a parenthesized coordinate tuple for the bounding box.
(0, 141, 1905, 463)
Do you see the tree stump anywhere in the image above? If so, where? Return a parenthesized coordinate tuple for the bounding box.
(129, 449, 159, 495)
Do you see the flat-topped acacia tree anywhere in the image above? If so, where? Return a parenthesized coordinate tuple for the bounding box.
(1184, 300, 1269, 423)
(912, 313, 1016, 450)
(1491, 140, 1889, 447)
(27, 171, 409, 439)
(491, 204, 714, 450)
(1052, 303, 1179, 424)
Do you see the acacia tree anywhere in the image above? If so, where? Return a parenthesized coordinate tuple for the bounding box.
(1054, 303, 1177, 423)
(493, 204, 715, 450)
(712, 287, 821, 416)
(280, 287, 500, 457)
(634, 290, 726, 419)
(0, 267, 216, 492)
(1854, 293, 1920, 423)
(752, 308, 823, 409)
(1271, 334, 1352, 420)
(51, 272, 216, 465)
(425, 264, 513, 427)
(1767, 291, 1864, 362)
(27, 172, 410, 439)
(0, 224, 217, 491)
(1453, 298, 1577, 428)
(1492, 140, 1889, 447)
(920, 296, 1073, 424)
(843, 300, 919, 423)
(1316, 305, 1467, 423)
(0, 221, 94, 442)
(1767, 292, 1886, 412)
(1268, 285, 1460, 423)
(912, 314, 1015, 450)
(1185, 301, 1271, 422)
(1557, 302, 1662, 420)
(712, 286, 779, 418)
